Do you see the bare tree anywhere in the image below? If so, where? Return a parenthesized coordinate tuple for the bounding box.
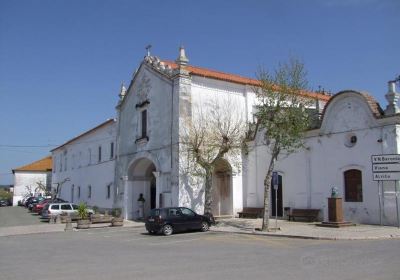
(181, 97, 247, 215)
(254, 58, 312, 231)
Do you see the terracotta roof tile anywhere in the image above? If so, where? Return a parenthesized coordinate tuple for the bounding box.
(13, 156, 52, 173)
(162, 61, 331, 102)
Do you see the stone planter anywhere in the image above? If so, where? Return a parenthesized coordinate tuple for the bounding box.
(77, 219, 91, 229)
(111, 217, 124, 227)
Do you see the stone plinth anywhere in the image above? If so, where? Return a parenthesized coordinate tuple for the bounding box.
(317, 197, 355, 228)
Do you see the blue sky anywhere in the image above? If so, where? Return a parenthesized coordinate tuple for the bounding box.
(0, 0, 399, 184)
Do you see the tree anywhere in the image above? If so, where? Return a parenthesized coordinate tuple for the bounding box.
(181, 97, 247, 215)
(254, 58, 312, 231)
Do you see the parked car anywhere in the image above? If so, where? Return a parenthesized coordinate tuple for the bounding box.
(0, 199, 10, 207)
(33, 198, 67, 214)
(41, 203, 94, 221)
(145, 207, 212, 236)
(27, 197, 46, 211)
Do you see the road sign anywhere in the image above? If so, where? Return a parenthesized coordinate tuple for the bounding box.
(373, 172, 400, 181)
(372, 154, 400, 181)
(371, 154, 400, 164)
(372, 163, 400, 173)
(272, 171, 278, 190)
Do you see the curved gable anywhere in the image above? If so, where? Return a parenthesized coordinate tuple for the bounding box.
(320, 90, 383, 134)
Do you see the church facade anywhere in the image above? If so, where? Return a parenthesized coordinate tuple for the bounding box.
(50, 47, 400, 225)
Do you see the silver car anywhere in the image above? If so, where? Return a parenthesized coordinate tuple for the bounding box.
(41, 203, 94, 220)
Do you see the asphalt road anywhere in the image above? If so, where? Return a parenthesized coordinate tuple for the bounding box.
(1, 227, 399, 280)
(0, 206, 44, 227)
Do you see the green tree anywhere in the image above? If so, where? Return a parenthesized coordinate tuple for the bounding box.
(255, 58, 312, 231)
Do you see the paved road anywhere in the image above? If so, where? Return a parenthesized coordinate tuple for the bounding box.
(1, 227, 399, 280)
(0, 206, 44, 227)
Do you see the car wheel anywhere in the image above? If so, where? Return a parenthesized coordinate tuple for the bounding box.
(162, 224, 173, 236)
(200, 221, 209, 232)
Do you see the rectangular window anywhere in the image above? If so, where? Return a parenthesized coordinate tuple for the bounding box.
(98, 146, 102, 163)
(110, 142, 114, 159)
(88, 185, 91, 199)
(141, 110, 147, 138)
(78, 186, 81, 198)
(106, 184, 111, 199)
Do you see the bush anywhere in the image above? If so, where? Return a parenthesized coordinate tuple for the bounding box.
(77, 203, 89, 220)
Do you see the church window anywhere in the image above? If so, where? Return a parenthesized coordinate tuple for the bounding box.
(98, 146, 102, 163)
(106, 184, 111, 199)
(110, 142, 114, 159)
(141, 110, 147, 138)
(344, 169, 363, 202)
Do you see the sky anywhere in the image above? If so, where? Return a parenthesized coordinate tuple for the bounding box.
(0, 0, 399, 185)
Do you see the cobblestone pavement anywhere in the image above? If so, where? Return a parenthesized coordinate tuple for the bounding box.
(212, 218, 400, 240)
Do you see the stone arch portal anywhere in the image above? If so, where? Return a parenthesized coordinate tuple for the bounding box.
(125, 157, 158, 220)
(211, 159, 233, 217)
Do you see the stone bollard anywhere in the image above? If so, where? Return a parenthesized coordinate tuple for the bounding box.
(49, 215, 55, 224)
(64, 217, 73, 232)
(56, 215, 62, 224)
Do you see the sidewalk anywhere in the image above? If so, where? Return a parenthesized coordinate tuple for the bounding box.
(211, 218, 400, 240)
(0, 219, 145, 237)
(2, 217, 400, 240)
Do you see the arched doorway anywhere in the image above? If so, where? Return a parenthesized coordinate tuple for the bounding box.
(127, 158, 157, 220)
(211, 159, 233, 217)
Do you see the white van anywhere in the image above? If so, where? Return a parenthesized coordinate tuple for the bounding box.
(41, 203, 94, 220)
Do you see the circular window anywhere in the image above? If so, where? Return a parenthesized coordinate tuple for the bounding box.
(345, 133, 357, 147)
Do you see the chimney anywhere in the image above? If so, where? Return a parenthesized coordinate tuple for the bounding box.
(385, 77, 400, 115)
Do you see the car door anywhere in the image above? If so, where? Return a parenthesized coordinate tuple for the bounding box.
(60, 203, 74, 218)
(180, 208, 202, 230)
(167, 208, 187, 232)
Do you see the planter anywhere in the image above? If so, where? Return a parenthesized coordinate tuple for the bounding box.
(111, 217, 124, 227)
(60, 215, 71, 224)
(90, 214, 113, 224)
(77, 219, 91, 229)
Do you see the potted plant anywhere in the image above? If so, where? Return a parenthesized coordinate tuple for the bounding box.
(76, 202, 91, 229)
(111, 208, 123, 227)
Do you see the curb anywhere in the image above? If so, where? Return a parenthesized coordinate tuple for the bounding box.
(210, 228, 400, 241)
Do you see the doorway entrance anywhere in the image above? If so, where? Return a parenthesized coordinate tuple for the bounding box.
(211, 159, 233, 217)
(127, 157, 158, 220)
(271, 174, 283, 217)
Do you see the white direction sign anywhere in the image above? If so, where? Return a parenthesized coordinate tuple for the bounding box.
(372, 154, 400, 164)
(372, 154, 400, 181)
(373, 163, 400, 172)
(373, 172, 400, 181)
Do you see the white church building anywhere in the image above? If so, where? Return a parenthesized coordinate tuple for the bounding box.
(51, 47, 400, 225)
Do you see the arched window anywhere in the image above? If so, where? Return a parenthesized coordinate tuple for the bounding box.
(344, 169, 363, 202)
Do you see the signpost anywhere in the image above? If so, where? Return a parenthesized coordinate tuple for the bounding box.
(272, 171, 278, 230)
(371, 154, 400, 228)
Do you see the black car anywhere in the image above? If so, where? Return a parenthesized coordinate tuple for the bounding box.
(0, 199, 10, 207)
(145, 207, 212, 236)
